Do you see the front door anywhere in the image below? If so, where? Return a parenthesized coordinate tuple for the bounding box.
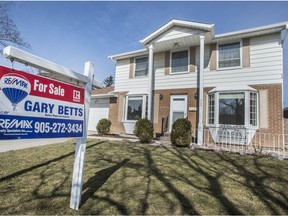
(169, 95, 187, 131)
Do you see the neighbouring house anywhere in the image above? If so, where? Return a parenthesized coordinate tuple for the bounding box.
(91, 19, 288, 145)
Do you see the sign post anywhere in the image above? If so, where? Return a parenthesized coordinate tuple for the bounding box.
(70, 62, 94, 210)
(1, 46, 101, 210)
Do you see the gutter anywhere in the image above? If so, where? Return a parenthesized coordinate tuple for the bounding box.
(281, 24, 288, 47)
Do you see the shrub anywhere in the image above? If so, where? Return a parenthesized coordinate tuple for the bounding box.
(96, 118, 111, 136)
(134, 118, 154, 143)
(170, 118, 192, 147)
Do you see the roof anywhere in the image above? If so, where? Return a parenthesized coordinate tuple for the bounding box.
(215, 21, 288, 41)
(91, 86, 114, 95)
(108, 19, 288, 60)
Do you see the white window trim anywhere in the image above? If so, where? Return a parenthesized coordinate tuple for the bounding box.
(124, 95, 147, 123)
(134, 56, 149, 78)
(248, 92, 259, 128)
(216, 40, 243, 71)
(170, 48, 190, 74)
(207, 90, 259, 129)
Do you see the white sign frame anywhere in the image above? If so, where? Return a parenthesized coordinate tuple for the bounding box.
(3, 46, 101, 210)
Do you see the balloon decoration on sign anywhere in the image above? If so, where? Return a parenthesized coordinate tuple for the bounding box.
(0, 73, 31, 111)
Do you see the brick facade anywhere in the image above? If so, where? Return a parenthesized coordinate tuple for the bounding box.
(107, 84, 283, 136)
(250, 84, 283, 134)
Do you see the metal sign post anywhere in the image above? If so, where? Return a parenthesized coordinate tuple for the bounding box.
(70, 62, 93, 210)
(2, 46, 100, 210)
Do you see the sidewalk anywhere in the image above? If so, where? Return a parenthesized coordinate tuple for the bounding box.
(0, 138, 71, 153)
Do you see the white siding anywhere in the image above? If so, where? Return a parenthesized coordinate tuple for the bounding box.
(154, 33, 282, 90)
(114, 58, 149, 92)
(114, 33, 283, 92)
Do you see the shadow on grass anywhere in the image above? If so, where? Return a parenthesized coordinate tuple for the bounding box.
(217, 153, 288, 214)
(0, 141, 106, 183)
(141, 148, 199, 215)
(81, 158, 130, 209)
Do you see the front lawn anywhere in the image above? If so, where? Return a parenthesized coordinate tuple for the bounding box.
(0, 139, 287, 215)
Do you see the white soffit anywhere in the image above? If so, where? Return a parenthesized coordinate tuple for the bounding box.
(209, 86, 257, 93)
(140, 19, 214, 45)
(126, 89, 148, 95)
(91, 93, 118, 99)
(108, 49, 148, 60)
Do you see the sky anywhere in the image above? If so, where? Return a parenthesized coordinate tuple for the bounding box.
(0, 1, 288, 106)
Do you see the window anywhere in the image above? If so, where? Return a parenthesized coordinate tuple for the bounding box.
(208, 94, 215, 124)
(219, 93, 245, 125)
(218, 42, 240, 68)
(208, 90, 258, 127)
(125, 95, 147, 121)
(171, 50, 188, 73)
(135, 57, 148, 77)
(250, 92, 257, 126)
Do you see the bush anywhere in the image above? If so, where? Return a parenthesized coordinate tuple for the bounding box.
(170, 118, 192, 147)
(134, 118, 154, 143)
(96, 118, 111, 136)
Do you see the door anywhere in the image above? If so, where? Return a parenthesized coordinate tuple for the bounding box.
(169, 95, 187, 131)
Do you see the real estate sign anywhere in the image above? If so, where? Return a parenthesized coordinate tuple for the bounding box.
(0, 65, 84, 139)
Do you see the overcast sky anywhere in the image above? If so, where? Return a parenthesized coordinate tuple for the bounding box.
(1, 1, 288, 106)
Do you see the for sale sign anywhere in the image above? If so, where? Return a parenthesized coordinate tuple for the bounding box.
(0, 65, 84, 139)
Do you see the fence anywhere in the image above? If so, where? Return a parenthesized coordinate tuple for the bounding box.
(191, 128, 288, 159)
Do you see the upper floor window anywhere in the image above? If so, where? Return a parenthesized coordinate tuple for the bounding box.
(135, 57, 148, 77)
(171, 50, 188, 73)
(218, 42, 241, 69)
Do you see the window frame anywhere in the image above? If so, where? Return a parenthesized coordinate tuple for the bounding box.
(207, 90, 258, 129)
(124, 95, 147, 122)
(217, 40, 242, 70)
(134, 56, 149, 78)
(170, 49, 190, 74)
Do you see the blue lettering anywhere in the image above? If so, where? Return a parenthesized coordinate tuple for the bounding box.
(24, 101, 54, 113)
(78, 108, 83, 117)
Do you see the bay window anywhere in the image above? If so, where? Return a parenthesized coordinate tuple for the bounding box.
(219, 92, 245, 125)
(208, 90, 258, 127)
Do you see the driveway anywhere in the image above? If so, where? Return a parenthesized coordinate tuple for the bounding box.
(0, 138, 71, 153)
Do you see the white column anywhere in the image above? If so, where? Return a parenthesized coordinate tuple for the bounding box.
(197, 34, 205, 145)
(70, 62, 94, 210)
(147, 43, 154, 121)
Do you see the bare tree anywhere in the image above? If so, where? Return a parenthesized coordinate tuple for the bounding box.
(0, 2, 30, 51)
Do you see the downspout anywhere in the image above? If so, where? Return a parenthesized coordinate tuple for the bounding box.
(281, 24, 288, 158)
(197, 34, 205, 145)
(148, 44, 154, 121)
(281, 24, 288, 47)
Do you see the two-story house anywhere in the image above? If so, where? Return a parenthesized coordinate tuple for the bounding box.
(91, 19, 288, 145)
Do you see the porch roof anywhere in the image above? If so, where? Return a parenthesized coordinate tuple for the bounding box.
(140, 19, 214, 46)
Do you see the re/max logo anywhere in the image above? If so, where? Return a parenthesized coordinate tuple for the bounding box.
(4, 77, 28, 88)
(0, 119, 33, 129)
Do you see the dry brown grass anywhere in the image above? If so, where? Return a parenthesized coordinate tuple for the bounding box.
(0, 139, 288, 215)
